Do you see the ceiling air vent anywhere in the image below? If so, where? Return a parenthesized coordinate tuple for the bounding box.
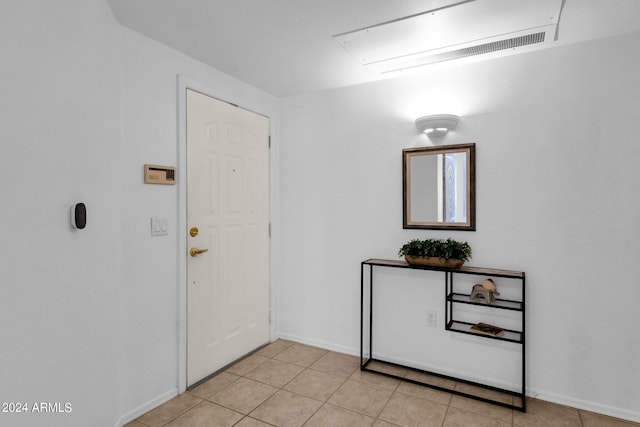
(334, 0, 562, 75)
(371, 31, 547, 74)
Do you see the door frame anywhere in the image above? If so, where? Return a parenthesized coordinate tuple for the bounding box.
(176, 76, 278, 393)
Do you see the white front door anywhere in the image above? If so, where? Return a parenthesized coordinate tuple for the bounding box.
(186, 89, 270, 386)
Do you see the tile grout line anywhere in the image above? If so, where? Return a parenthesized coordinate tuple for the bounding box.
(245, 342, 329, 426)
(298, 364, 352, 426)
(227, 345, 279, 425)
(373, 370, 403, 425)
(265, 343, 389, 425)
(297, 349, 357, 424)
(186, 345, 452, 426)
(278, 347, 376, 426)
(439, 398, 452, 427)
(156, 394, 205, 427)
(131, 340, 640, 427)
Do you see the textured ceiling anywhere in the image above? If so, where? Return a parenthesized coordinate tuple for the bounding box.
(107, 0, 640, 97)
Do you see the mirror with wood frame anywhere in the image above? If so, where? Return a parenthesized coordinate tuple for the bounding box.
(403, 143, 475, 230)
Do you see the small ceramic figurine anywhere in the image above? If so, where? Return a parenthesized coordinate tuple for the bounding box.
(470, 278, 499, 303)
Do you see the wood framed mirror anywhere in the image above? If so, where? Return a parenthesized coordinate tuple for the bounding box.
(403, 143, 476, 230)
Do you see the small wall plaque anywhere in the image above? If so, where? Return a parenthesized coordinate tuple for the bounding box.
(144, 164, 176, 185)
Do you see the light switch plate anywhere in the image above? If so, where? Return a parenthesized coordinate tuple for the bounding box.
(151, 216, 168, 236)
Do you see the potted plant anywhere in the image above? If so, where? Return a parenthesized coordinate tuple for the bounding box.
(398, 238, 472, 268)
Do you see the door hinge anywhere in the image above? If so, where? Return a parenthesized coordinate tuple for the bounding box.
(269, 310, 272, 324)
(268, 135, 271, 148)
(269, 222, 271, 237)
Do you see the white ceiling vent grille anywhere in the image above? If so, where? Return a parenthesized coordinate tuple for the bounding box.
(372, 31, 547, 74)
(334, 0, 562, 75)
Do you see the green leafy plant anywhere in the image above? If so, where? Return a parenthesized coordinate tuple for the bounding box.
(398, 238, 472, 262)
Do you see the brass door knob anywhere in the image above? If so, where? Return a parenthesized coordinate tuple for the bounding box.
(190, 247, 209, 257)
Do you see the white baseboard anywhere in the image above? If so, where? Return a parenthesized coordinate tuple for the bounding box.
(529, 388, 640, 423)
(275, 332, 359, 357)
(363, 350, 522, 393)
(115, 388, 178, 427)
(275, 334, 517, 390)
(274, 333, 640, 423)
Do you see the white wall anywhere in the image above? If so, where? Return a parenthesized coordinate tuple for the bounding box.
(278, 31, 640, 421)
(3, 0, 638, 424)
(0, 1, 280, 426)
(117, 25, 281, 425)
(0, 1, 123, 426)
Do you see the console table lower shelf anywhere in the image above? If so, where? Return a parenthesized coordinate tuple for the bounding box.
(360, 358, 524, 412)
(360, 258, 526, 412)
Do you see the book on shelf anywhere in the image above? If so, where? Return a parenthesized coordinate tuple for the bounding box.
(470, 322, 505, 337)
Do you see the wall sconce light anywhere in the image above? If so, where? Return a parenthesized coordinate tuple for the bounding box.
(415, 114, 459, 137)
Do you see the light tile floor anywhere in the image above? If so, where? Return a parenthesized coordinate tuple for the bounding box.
(126, 340, 639, 427)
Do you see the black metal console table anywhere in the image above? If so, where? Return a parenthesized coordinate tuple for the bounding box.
(360, 258, 526, 411)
